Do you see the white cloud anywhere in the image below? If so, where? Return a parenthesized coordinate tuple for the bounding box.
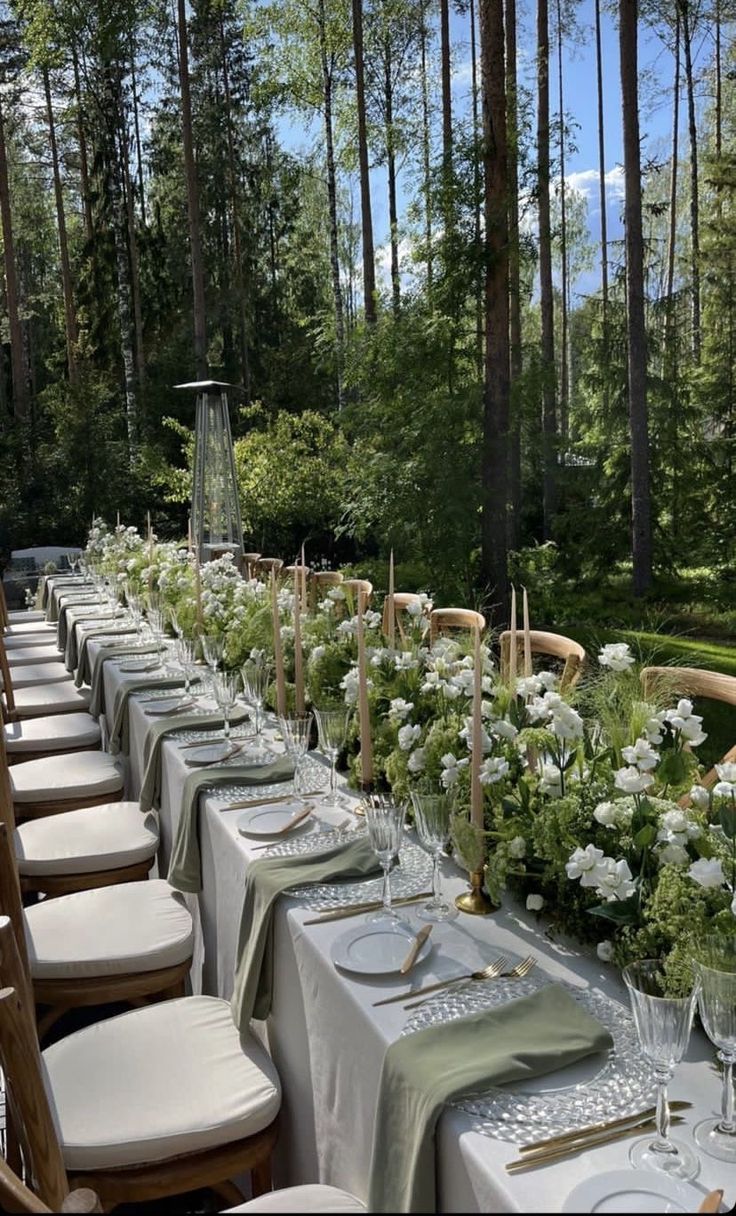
(566, 166, 625, 210)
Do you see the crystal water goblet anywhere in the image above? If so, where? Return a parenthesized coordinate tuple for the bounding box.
(202, 635, 224, 675)
(146, 606, 167, 668)
(622, 959, 700, 1180)
(213, 671, 241, 742)
(410, 790, 457, 922)
(241, 657, 275, 764)
(278, 712, 313, 794)
(175, 638, 196, 697)
(313, 706, 350, 809)
(692, 935, 736, 1163)
(364, 797, 406, 921)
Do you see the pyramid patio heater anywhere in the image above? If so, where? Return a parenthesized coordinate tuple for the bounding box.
(175, 380, 244, 565)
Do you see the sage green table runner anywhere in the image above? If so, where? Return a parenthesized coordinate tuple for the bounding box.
(108, 675, 187, 753)
(230, 835, 379, 1031)
(75, 628, 140, 690)
(167, 754, 295, 895)
(368, 983, 614, 1213)
(139, 705, 250, 812)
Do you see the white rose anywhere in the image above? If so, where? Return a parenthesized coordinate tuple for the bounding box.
(688, 858, 726, 889)
(398, 723, 421, 751)
(598, 643, 635, 672)
(689, 785, 710, 809)
(713, 781, 736, 799)
(716, 761, 736, 784)
(389, 698, 413, 722)
(596, 940, 615, 962)
(526, 893, 544, 912)
(566, 844, 605, 881)
(594, 801, 620, 829)
(622, 738, 659, 771)
(594, 857, 636, 902)
(407, 747, 426, 774)
(480, 756, 509, 785)
(614, 766, 654, 795)
(658, 842, 690, 866)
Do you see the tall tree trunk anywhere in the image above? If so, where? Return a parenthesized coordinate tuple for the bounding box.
(106, 67, 138, 463)
(506, 0, 522, 548)
(679, 0, 700, 361)
(715, 0, 722, 157)
(129, 31, 146, 227)
(0, 96, 28, 422)
(664, 10, 680, 365)
(419, 0, 433, 293)
(72, 45, 94, 247)
(43, 66, 79, 386)
(120, 115, 145, 392)
(470, 0, 483, 376)
(220, 12, 251, 398)
(619, 0, 652, 595)
(556, 0, 569, 446)
(538, 0, 556, 538)
(440, 0, 452, 175)
(383, 23, 400, 316)
(479, 0, 510, 616)
(318, 0, 345, 407)
(177, 0, 207, 378)
(351, 0, 377, 323)
(594, 0, 609, 399)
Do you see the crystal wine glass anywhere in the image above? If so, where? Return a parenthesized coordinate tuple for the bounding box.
(622, 959, 700, 1179)
(692, 935, 736, 1163)
(278, 711, 313, 794)
(241, 657, 275, 764)
(175, 637, 196, 697)
(410, 790, 457, 922)
(202, 635, 224, 675)
(146, 605, 167, 669)
(313, 706, 350, 809)
(213, 670, 241, 742)
(364, 796, 406, 921)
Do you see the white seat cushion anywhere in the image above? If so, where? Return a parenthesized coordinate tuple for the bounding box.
(226, 1187, 366, 1213)
(2, 663, 71, 689)
(4, 713, 101, 754)
(8, 610, 45, 622)
(10, 751, 123, 804)
(15, 802, 158, 875)
(43, 995, 281, 1169)
(5, 620, 56, 635)
(12, 683, 91, 717)
(25, 879, 193, 979)
(4, 630, 57, 648)
(7, 644, 63, 666)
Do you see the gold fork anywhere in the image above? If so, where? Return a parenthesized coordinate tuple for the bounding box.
(372, 956, 509, 1008)
(402, 955, 537, 1010)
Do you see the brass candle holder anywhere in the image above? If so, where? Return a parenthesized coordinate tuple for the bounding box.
(455, 868, 497, 916)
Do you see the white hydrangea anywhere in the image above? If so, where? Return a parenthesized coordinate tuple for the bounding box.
(508, 835, 526, 858)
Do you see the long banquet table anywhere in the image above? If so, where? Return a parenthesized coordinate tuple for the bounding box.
(44, 584, 734, 1212)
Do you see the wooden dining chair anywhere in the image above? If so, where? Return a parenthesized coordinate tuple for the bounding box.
(255, 558, 283, 577)
(0, 817, 192, 1042)
(341, 579, 373, 611)
(1, 636, 93, 723)
(429, 607, 485, 643)
(640, 666, 736, 794)
(381, 592, 425, 643)
(243, 553, 262, 579)
(0, 1156, 100, 1213)
(499, 628, 587, 690)
(310, 570, 343, 611)
(0, 913, 280, 1211)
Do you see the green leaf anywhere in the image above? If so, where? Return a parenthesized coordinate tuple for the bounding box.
(634, 823, 657, 849)
(657, 750, 688, 787)
(588, 896, 640, 925)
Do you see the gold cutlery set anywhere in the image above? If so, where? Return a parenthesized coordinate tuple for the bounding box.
(504, 1101, 693, 1172)
(372, 954, 537, 1008)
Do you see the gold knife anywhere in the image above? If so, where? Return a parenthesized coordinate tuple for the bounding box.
(698, 1190, 724, 1213)
(223, 793, 319, 811)
(399, 924, 433, 974)
(303, 892, 433, 925)
(519, 1100, 692, 1154)
(505, 1115, 686, 1172)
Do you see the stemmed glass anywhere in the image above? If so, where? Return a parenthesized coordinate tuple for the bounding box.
(202, 635, 224, 675)
(213, 671, 241, 743)
(146, 605, 167, 669)
(241, 656, 275, 764)
(278, 712, 313, 794)
(364, 796, 406, 921)
(692, 935, 736, 1162)
(410, 790, 457, 922)
(313, 706, 350, 809)
(622, 960, 700, 1180)
(175, 638, 197, 698)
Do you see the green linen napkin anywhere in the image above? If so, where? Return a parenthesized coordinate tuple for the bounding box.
(64, 609, 119, 669)
(43, 576, 82, 615)
(138, 706, 250, 812)
(108, 675, 187, 754)
(167, 754, 295, 895)
(230, 835, 380, 1031)
(86, 643, 159, 715)
(368, 983, 614, 1214)
(75, 628, 139, 689)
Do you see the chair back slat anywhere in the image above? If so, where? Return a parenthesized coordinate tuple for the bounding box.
(500, 628, 586, 690)
(0, 1156, 51, 1213)
(256, 558, 283, 576)
(0, 723, 18, 834)
(429, 608, 485, 643)
(242, 553, 261, 579)
(0, 635, 17, 718)
(0, 918, 69, 1212)
(0, 579, 8, 631)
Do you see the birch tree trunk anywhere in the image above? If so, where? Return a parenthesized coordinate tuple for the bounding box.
(177, 0, 207, 378)
(538, 0, 557, 538)
(318, 0, 345, 407)
(506, 0, 522, 548)
(43, 66, 79, 386)
(0, 95, 28, 422)
(352, 0, 377, 323)
(72, 46, 94, 247)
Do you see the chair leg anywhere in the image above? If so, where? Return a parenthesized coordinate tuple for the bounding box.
(36, 1003, 67, 1044)
(211, 1179, 245, 1207)
(250, 1154, 272, 1199)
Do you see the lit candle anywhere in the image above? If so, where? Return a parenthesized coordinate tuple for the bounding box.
(523, 586, 532, 677)
(293, 565, 305, 712)
(271, 570, 286, 715)
(509, 585, 517, 684)
(471, 624, 484, 828)
(356, 588, 374, 787)
(387, 549, 396, 648)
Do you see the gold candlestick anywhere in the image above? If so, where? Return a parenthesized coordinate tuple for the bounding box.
(455, 869, 497, 915)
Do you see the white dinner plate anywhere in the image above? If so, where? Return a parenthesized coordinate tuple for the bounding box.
(562, 1169, 708, 1214)
(119, 658, 159, 673)
(237, 801, 312, 837)
(184, 742, 239, 766)
(331, 921, 432, 977)
(144, 696, 193, 715)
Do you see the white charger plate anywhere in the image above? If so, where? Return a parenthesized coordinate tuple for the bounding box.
(184, 742, 239, 766)
(332, 921, 432, 977)
(144, 696, 194, 715)
(237, 801, 312, 837)
(119, 658, 159, 673)
(562, 1169, 708, 1214)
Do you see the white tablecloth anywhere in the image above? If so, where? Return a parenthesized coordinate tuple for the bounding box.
(82, 632, 733, 1213)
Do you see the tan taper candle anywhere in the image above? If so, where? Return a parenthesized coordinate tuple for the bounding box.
(147, 511, 154, 598)
(293, 566, 305, 712)
(270, 570, 287, 716)
(471, 625, 484, 828)
(522, 586, 532, 677)
(356, 589, 374, 787)
(509, 585, 517, 683)
(387, 549, 396, 647)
